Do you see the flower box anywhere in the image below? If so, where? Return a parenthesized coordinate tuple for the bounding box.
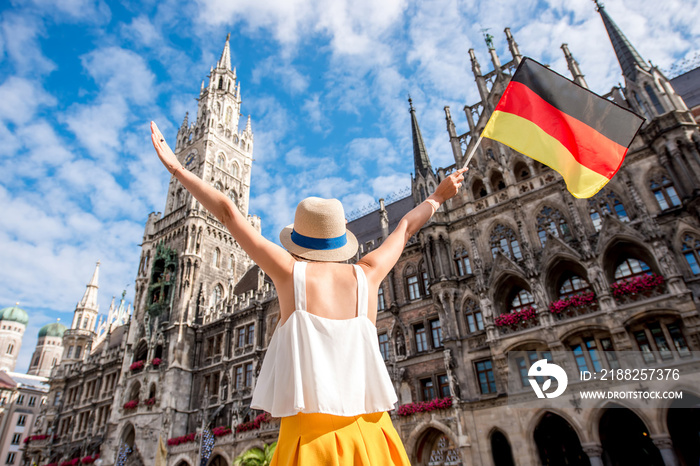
(235, 413, 272, 433)
(60, 460, 79, 466)
(129, 360, 145, 371)
(123, 399, 139, 410)
(397, 396, 452, 417)
(549, 291, 597, 319)
(45, 463, 58, 466)
(212, 426, 232, 437)
(167, 432, 196, 446)
(145, 397, 156, 406)
(610, 273, 664, 298)
(494, 307, 538, 328)
(151, 357, 162, 367)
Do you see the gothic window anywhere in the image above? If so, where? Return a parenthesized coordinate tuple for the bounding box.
(212, 248, 220, 268)
(218, 77, 223, 89)
(508, 288, 536, 312)
(229, 190, 238, 206)
(536, 206, 572, 246)
(454, 248, 472, 276)
(475, 359, 497, 394)
(420, 262, 430, 295)
(682, 234, 700, 275)
(214, 181, 223, 192)
(235, 366, 243, 389)
(237, 327, 245, 348)
(378, 333, 389, 360)
(472, 179, 487, 199)
(414, 324, 428, 353)
(246, 323, 255, 345)
(217, 153, 226, 169)
(464, 299, 484, 333)
(232, 162, 240, 178)
(6, 343, 13, 355)
(633, 91, 653, 120)
(588, 191, 629, 231)
(614, 258, 650, 280)
(75, 346, 81, 358)
(490, 224, 522, 260)
(225, 107, 232, 125)
(514, 161, 530, 181)
(378, 286, 386, 311)
(430, 319, 443, 348)
(650, 175, 680, 210)
(491, 172, 506, 191)
(211, 284, 223, 306)
(558, 275, 591, 299)
(421, 378, 436, 401)
(245, 363, 253, 387)
(644, 83, 665, 115)
(419, 185, 427, 203)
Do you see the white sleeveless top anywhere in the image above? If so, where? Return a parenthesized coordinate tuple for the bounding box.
(250, 262, 398, 417)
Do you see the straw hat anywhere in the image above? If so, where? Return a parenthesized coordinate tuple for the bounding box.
(280, 197, 358, 262)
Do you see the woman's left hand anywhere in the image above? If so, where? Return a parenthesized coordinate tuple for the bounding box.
(150, 121, 181, 174)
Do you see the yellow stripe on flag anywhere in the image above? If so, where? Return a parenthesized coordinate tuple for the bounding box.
(483, 111, 611, 198)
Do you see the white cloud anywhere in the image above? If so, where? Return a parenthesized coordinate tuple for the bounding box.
(0, 77, 56, 125)
(0, 13, 55, 75)
(22, 0, 111, 23)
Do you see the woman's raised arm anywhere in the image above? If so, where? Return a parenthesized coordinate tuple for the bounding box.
(150, 121, 294, 281)
(358, 167, 468, 285)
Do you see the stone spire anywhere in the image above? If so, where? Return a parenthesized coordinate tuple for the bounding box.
(77, 261, 100, 311)
(562, 43, 588, 88)
(595, 1, 649, 82)
(217, 33, 232, 70)
(409, 97, 432, 177)
(245, 115, 252, 133)
(505, 28, 522, 65)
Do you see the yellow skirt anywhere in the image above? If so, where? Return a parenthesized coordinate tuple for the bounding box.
(271, 411, 411, 465)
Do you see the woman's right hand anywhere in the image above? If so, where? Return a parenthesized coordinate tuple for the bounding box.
(150, 121, 181, 174)
(432, 167, 468, 203)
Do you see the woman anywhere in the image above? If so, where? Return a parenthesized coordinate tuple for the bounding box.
(151, 121, 467, 464)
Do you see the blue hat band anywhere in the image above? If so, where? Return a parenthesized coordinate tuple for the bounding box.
(291, 229, 348, 250)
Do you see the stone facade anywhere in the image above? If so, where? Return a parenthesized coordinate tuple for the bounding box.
(24, 5, 700, 466)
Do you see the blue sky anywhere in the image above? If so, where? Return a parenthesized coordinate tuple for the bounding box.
(1, 0, 698, 372)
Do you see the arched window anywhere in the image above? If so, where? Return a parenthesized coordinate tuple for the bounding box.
(212, 248, 220, 268)
(228, 255, 235, 271)
(218, 77, 223, 90)
(405, 271, 420, 300)
(490, 224, 522, 260)
(472, 179, 487, 199)
(491, 172, 506, 191)
(508, 288, 536, 312)
(558, 274, 591, 299)
(419, 186, 426, 203)
(650, 175, 680, 210)
(231, 162, 239, 178)
(464, 299, 484, 333)
(589, 191, 629, 231)
(217, 153, 226, 169)
(681, 234, 700, 275)
(228, 190, 238, 206)
(631, 320, 690, 363)
(211, 284, 223, 306)
(213, 181, 223, 192)
(633, 91, 653, 120)
(536, 206, 572, 246)
(454, 248, 472, 276)
(420, 261, 430, 296)
(614, 258, 650, 280)
(514, 161, 530, 182)
(644, 83, 665, 115)
(378, 287, 386, 311)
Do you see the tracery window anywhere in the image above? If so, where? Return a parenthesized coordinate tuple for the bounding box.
(378, 287, 386, 311)
(406, 268, 420, 300)
(558, 274, 591, 299)
(211, 284, 223, 306)
(232, 162, 239, 178)
(217, 153, 226, 169)
(650, 175, 680, 210)
(472, 179, 487, 199)
(464, 299, 484, 333)
(490, 224, 522, 260)
(454, 248, 472, 276)
(632, 321, 690, 362)
(681, 234, 700, 275)
(588, 191, 629, 231)
(536, 206, 572, 246)
(212, 248, 220, 268)
(508, 288, 536, 312)
(614, 258, 650, 280)
(644, 83, 665, 115)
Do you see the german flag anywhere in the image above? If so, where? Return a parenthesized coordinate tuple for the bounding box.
(482, 58, 643, 198)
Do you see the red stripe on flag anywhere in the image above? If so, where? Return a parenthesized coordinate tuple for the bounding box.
(495, 81, 627, 178)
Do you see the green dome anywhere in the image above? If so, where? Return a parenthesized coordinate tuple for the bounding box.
(0, 305, 29, 326)
(38, 322, 66, 338)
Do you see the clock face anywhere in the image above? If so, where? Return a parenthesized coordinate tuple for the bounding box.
(184, 153, 196, 168)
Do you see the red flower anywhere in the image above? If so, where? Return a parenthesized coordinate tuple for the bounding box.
(494, 307, 537, 327)
(397, 396, 453, 417)
(610, 273, 664, 297)
(129, 360, 145, 371)
(123, 399, 139, 410)
(212, 426, 232, 437)
(235, 412, 272, 433)
(151, 358, 162, 367)
(145, 397, 156, 406)
(549, 291, 596, 314)
(166, 432, 196, 446)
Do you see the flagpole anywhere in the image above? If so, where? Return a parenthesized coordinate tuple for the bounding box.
(462, 135, 483, 170)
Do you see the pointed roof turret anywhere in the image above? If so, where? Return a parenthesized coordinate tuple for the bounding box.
(78, 261, 100, 310)
(217, 33, 232, 70)
(245, 115, 252, 133)
(595, 1, 649, 81)
(408, 97, 432, 177)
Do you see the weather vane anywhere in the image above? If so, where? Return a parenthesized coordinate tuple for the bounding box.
(481, 28, 494, 50)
